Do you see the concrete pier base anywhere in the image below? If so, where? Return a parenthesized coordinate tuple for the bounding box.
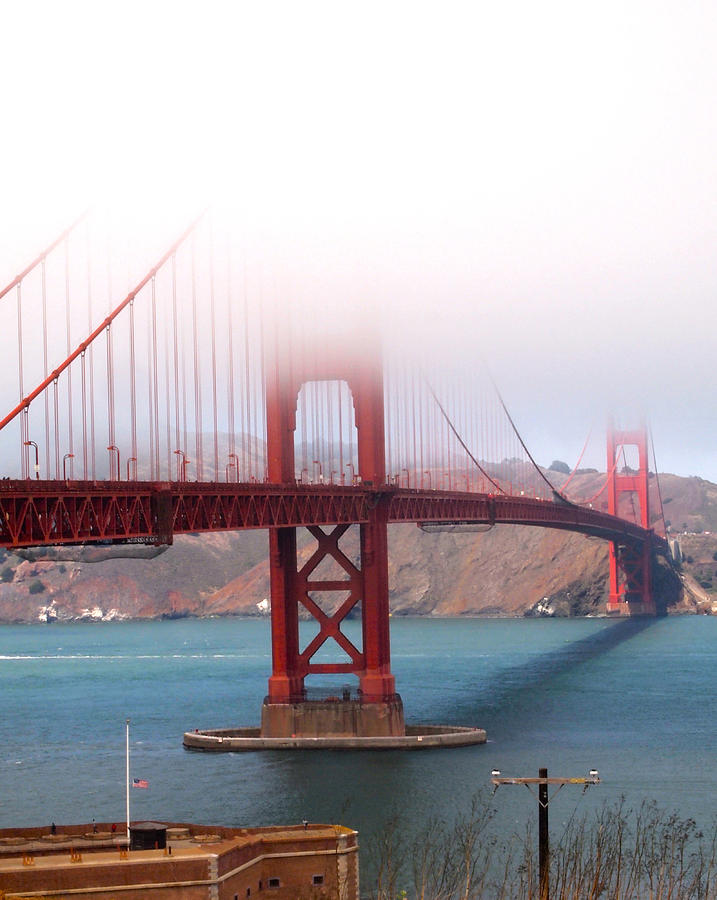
(607, 600, 657, 616)
(260, 696, 405, 738)
(183, 724, 487, 751)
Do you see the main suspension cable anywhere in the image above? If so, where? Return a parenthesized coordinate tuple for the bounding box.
(0, 210, 207, 434)
(649, 426, 668, 537)
(422, 373, 506, 494)
(490, 377, 565, 499)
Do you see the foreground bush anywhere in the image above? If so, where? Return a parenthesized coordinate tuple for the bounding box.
(364, 795, 717, 899)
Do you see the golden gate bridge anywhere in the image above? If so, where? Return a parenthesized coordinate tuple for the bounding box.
(0, 210, 673, 739)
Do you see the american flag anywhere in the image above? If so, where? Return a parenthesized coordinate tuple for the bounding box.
(132, 778, 149, 789)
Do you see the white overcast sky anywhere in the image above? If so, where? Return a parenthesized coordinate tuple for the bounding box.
(2, 1, 716, 481)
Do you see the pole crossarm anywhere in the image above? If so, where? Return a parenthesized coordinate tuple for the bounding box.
(492, 772, 600, 806)
(491, 768, 600, 900)
(491, 775, 601, 786)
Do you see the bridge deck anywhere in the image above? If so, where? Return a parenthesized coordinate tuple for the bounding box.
(0, 481, 665, 552)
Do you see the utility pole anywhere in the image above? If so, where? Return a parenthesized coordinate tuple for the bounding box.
(539, 767, 549, 898)
(491, 767, 600, 900)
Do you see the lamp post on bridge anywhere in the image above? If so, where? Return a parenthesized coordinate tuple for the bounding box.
(345, 462, 355, 485)
(228, 452, 239, 482)
(174, 449, 189, 482)
(225, 461, 235, 482)
(24, 440, 39, 480)
(107, 445, 120, 480)
(491, 767, 600, 900)
(126, 457, 137, 481)
(63, 453, 74, 481)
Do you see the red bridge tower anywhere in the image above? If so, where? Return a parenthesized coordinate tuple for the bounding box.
(261, 332, 404, 738)
(606, 423, 656, 616)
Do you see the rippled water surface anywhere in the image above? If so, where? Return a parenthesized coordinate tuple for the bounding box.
(1, 615, 716, 864)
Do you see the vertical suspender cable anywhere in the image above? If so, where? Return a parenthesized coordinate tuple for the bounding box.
(322, 380, 327, 480)
(445, 377, 452, 488)
(226, 245, 236, 472)
(312, 380, 319, 480)
(209, 217, 219, 481)
(414, 370, 426, 485)
(147, 282, 155, 479)
(181, 308, 188, 476)
(394, 363, 400, 481)
(81, 350, 88, 478)
(258, 283, 266, 482)
(436, 369, 442, 481)
(403, 360, 412, 487)
(86, 221, 95, 479)
(243, 259, 251, 480)
(466, 378, 471, 490)
(64, 238, 74, 477)
(53, 378, 60, 477)
(453, 379, 459, 489)
(42, 260, 50, 476)
(471, 378, 477, 491)
(191, 234, 203, 480)
(16, 282, 26, 478)
(450, 380, 457, 489)
(384, 362, 391, 481)
(425, 365, 431, 480)
(338, 378, 344, 482)
(299, 315, 307, 478)
(151, 276, 160, 479)
(22, 409, 29, 479)
(146, 290, 154, 480)
(106, 323, 115, 477)
(171, 254, 180, 478)
(327, 379, 332, 479)
(297, 323, 304, 474)
(164, 294, 172, 479)
(460, 380, 466, 487)
(450, 377, 456, 488)
(466, 376, 472, 491)
(434, 370, 440, 486)
(348, 366, 354, 479)
(129, 297, 137, 477)
(106, 234, 116, 477)
(411, 368, 417, 487)
(79, 235, 87, 478)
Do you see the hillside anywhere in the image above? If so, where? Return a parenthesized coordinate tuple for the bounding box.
(0, 470, 715, 624)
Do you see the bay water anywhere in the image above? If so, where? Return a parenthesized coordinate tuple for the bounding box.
(1, 616, 716, 875)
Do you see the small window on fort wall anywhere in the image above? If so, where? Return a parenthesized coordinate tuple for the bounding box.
(313, 874, 325, 885)
(268, 877, 280, 888)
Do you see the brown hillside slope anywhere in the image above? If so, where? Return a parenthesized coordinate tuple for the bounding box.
(0, 472, 714, 623)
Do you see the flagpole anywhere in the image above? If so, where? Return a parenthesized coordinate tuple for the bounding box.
(125, 718, 130, 846)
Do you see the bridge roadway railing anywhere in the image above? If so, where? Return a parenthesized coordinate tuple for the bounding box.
(0, 480, 666, 553)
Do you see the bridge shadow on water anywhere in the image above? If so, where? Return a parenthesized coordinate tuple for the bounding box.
(452, 617, 658, 731)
